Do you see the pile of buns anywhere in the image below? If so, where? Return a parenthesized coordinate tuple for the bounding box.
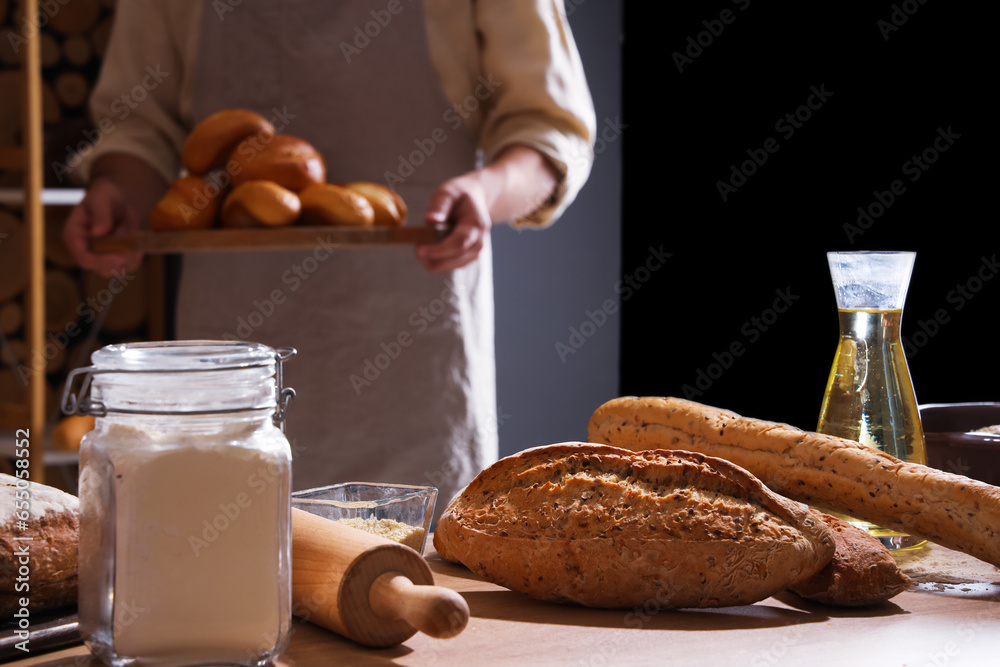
(150, 109, 406, 231)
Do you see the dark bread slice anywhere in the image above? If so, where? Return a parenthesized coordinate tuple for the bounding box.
(789, 511, 912, 606)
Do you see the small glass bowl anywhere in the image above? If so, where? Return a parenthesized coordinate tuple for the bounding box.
(291, 482, 437, 555)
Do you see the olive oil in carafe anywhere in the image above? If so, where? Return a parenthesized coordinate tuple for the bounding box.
(816, 308, 927, 551)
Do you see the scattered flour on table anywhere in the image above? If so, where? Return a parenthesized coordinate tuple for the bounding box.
(893, 542, 1000, 596)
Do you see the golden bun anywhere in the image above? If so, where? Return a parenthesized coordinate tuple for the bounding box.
(221, 180, 301, 228)
(299, 183, 375, 227)
(228, 134, 325, 193)
(149, 176, 220, 230)
(343, 181, 407, 227)
(181, 109, 275, 176)
(50, 414, 96, 452)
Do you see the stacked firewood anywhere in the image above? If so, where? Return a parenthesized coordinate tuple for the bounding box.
(0, 0, 158, 440)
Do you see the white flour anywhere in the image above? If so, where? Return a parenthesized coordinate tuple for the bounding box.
(88, 423, 289, 661)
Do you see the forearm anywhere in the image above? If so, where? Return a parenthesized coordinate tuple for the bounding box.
(477, 144, 560, 225)
(89, 152, 171, 228)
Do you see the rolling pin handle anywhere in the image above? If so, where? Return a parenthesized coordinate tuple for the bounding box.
(369, 572, 470, 639)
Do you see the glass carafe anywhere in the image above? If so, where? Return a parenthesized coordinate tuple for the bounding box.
(816, 251, 927, 551)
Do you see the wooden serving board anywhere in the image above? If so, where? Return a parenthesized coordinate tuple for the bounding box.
(91, 225, 448, 254)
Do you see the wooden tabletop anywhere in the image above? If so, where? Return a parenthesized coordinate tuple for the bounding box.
(8, 542, 1000, 666)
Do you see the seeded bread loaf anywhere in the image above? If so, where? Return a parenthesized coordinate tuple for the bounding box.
(1, 474, 79, 614)
(433, 443, 835, 609)
(790, 511, 912, 606)
(587, 396, 1000, 568)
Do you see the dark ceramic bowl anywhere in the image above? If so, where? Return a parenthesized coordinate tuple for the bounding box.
(920, 402, 1000, 486)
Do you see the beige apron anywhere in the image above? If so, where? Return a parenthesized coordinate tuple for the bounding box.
(177, 0, 496, 517)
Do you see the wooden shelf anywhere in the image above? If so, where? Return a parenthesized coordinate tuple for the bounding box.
(0, 187, 85, 206)
(91, 225, 447, 254)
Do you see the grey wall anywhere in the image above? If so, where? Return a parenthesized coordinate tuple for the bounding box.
(492, 2, 623, 457)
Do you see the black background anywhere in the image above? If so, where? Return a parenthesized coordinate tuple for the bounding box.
(620, 2, 994, 431)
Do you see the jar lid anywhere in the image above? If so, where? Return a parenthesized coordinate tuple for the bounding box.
(90, 340, 280, 372)
(62, 340, 296, 424)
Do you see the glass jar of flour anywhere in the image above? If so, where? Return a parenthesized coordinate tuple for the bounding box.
(64, 341, 296, 667)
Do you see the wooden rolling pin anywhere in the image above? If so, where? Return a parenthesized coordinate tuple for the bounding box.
(291, 507, 469, 648)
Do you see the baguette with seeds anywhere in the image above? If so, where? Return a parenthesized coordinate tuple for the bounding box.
(587, 396, 1000, 568)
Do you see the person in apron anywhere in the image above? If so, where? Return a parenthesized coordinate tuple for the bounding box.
(63, 0, 597, 519)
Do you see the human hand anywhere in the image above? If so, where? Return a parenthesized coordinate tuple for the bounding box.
(416, 173, 493, 274)
(63, 177, 144, 278)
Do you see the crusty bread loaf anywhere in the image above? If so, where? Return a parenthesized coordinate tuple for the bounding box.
(149, 176, 220, 231)
(789, 511, 912, 606)
(434, 443, 835, 609)
(228, 133, 326, 193)
(221, 180, 301, 228)
(181, 108, 275, 176)
(299, 183, 375, 227)
(1, 474, 79, 614)
(587, 396, 1000, 568)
